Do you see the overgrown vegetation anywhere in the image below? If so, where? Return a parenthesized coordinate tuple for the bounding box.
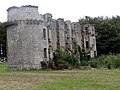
(45, 46, 89, 70)
(51, 48, 78, 69)
(50, 38, 90, 69)
(41, 34, 120, 70)
(42, 48, 120, 70)
(89, 54, 120, 69)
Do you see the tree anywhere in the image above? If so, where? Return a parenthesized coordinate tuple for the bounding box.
(0, 22, 6, 57)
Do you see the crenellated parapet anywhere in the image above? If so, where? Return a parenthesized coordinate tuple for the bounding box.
(7, 5, 38, 11)
(7, 5, 43, 21)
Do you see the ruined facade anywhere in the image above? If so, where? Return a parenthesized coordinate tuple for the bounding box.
(7, 5, 97, 69)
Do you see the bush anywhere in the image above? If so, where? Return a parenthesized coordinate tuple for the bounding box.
(88, 54, 120, 69)
(48, 60, 56, 70)
(80, 60, 89, 66)
(41, 61, 48, 69)
(51, 48, 84, 69)
(52, 49, 72, 69)
(44, 47, 89, 70)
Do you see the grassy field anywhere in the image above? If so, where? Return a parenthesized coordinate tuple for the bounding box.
(0, 63, 120, 90)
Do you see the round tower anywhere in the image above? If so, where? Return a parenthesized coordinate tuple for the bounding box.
(7, 5, 44, 21)
(7, 5, 49, 70)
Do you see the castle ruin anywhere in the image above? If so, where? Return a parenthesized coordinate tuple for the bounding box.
(6, 5, 97, 69)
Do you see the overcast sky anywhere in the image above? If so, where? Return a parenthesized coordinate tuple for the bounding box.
(0, 0, 120, 22)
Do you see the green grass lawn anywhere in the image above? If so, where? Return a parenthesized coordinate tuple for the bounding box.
(0, 63, 120, 90)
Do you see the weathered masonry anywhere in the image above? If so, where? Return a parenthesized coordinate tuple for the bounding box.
(6, 5, 97, 69)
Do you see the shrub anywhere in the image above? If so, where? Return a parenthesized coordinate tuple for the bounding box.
(44, 47, 89, 70)
(41, 61, 48, 69)
(88, 54, 120, 69)
(52, 49, 72, 69)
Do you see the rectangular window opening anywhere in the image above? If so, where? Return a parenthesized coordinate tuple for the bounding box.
(86, 41, 89, 49)
(43, 29, 46, 39)
(44, 48, 47, 58)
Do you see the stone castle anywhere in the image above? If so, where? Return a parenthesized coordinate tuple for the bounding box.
(6, 5, 97, 69)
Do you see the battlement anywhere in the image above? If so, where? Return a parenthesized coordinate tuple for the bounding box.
(7, 6, 18, 11)
(7, 5, 43, 21)
(7, 5, 38, 11)
(21, 5, 38, 8)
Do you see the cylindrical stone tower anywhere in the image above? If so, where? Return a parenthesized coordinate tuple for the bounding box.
(7, 5, 49, 70)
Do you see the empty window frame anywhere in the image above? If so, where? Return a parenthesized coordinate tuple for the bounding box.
(86, 41, 89, 49)
(44, 48, 47, 58)
(43, 28, 46, 39)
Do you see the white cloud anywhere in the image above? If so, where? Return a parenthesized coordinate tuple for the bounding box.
(0, 0, 120, 22)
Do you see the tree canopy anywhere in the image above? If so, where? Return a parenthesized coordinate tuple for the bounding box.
(0, 22, 6, 57)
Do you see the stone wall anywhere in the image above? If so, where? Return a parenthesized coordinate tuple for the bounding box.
(7, 5, 97, 69)
(57, 18, 66, 48)
(65, 20, 72, 50)
(80, 24, 97, 58)
(7, 5, 48, 69)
